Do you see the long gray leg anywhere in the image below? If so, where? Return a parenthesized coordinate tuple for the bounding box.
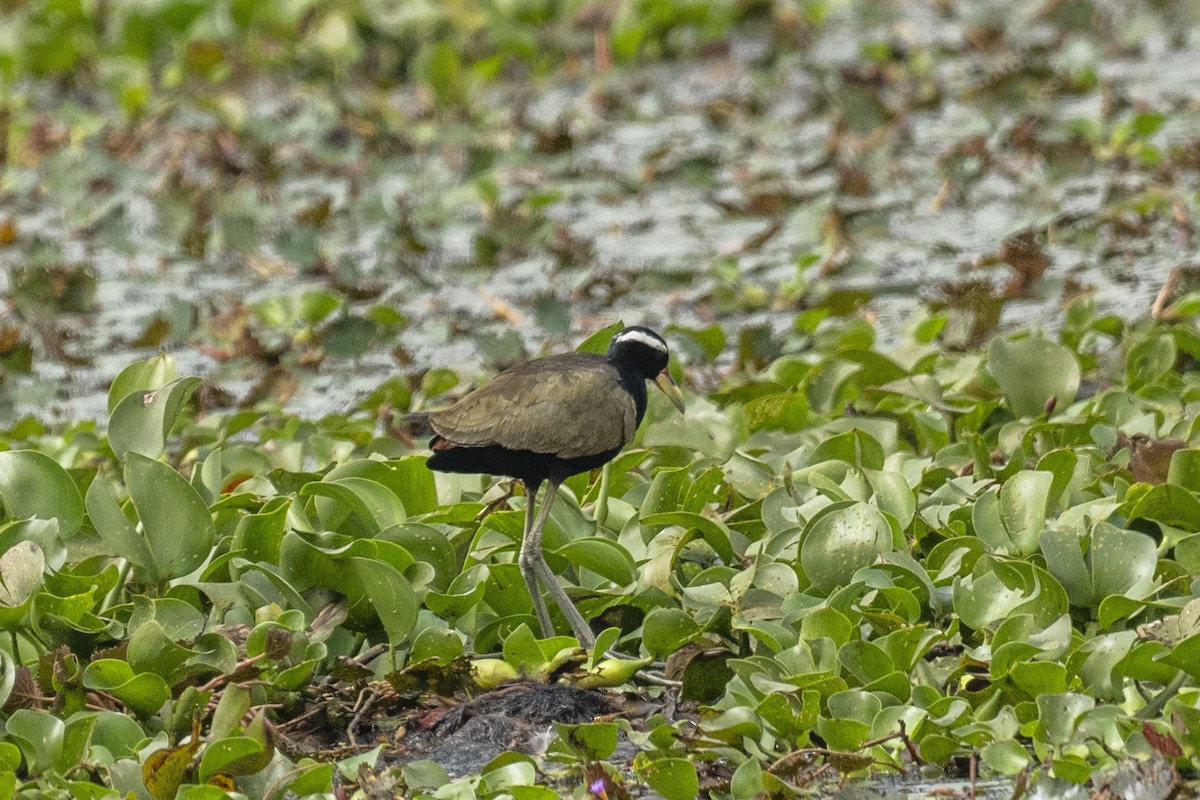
(517, 480, 555, 637)
(525, 481, 595, 646)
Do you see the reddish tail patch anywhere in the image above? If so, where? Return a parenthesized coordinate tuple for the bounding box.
(431, 437, 457, 451)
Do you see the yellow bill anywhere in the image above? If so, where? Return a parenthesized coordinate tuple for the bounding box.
(654, 369, 685, 413)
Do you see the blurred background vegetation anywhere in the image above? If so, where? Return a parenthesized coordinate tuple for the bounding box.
(1, 0, 1198, 423)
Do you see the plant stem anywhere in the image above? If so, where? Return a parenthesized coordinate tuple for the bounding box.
(593, 462, 612, 528)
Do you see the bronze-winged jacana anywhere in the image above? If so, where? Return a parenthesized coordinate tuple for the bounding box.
(422, 326, 685, 645)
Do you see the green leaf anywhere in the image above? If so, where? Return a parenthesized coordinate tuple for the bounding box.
(0, 451, 85, 538)
(5, 709, 64, 776)
(988, 336, 1080, 417)
(576, 322, 624, 354)
(554, 721, 617, 760)
(410, 628, 464, 663)
(0, 540, 44, 608)
(402, 760, 450, 791)
(285, 762, 333, 795)
(554, 538, 636, 586)
(642, 607, 702, 659)
(810, 428, 885, 469)
(973, 470, 1052, 556)
(349, 558, 418, 645)
(642, 511, 734, 563)
(303, 477, 406, 535)
(82, 660, 170, 717)
(1168, 448, 1200, 491)
(1125, 484, 1200, 528)
(198, 736, 268, 781)
(109, 376, 201, 459)
(799, 502, 894, 594)
(108, 354, 177, 414)
(125, 453, 215, 582)
(635, 757, 698, 800)
(1126, 333, 1176, 389)
(85, 477, 154, 572)
(1036, 693, 1094, 746)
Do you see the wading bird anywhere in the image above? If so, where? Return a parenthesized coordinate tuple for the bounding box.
(420, 327, 685, 645)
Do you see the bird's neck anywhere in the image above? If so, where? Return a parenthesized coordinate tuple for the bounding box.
(612, 359, 649, 424)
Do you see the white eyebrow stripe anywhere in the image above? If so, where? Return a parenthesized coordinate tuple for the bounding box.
(614, 330, 668, 351)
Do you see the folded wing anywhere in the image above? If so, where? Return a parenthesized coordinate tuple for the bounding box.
(429, 353, 636, 459)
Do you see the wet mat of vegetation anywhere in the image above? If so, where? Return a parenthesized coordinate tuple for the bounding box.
(4, 0, 1200, 799)
(2, 0, 1200, 418)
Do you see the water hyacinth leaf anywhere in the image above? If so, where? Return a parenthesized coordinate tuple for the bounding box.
(1177, 533, 1200, 574)
(142, 730, 202, 800)
(1125, 332, 1176, 389)
(554, 538, 635, 586)
(109, 376, 201, 459)
(0, 451, 85, 538)
(576, 321, 624, 354)
(729, 758, 790, 800)
(1124, 483, 1200, 529)
(745, 391, 808, 432)
(1088, 524, 1157, 601)
(982, 740, 1030, 775)
(231, 498, 291, 567)
(641, 511, 733, 563)
(324, 314, 378, 359)
(953, 568, 1025, 631)
(90, 712, 147, 761)
(480, 760, 538, 793)
(635, 757, 698, 800)
(554, 721, 618, 760)
(507, 786, 560, 800)
(800, 502, 894, 594)
(107, 354, 176, 414)
(81, 660, 170, 717)
(972, 470, 1052, 556)
(1039, 528, 1090, 606)
(252, 291, 341, 329)
(426, 563, 489, 617)
(285, 762, 333, 796)
(1161, 632, 1200, 681)
(198, 732, 271, 781)
(1167, 448, 1200, 491)
(410, 628, 464, 663)
(303, 477, 406, 535)
(0, 651, 15, 709)
(810, 428, 885, 470)
(210, 684, 251, 741)
(988, 336, 1079, 418)
(379, 524, 457, 591)
(1040, 523, 1156, 609)
(864, 469, 916, 528)
(642, 607, 702, 659)
(125, 453, 215, 583)
(126, 619, 195, 678)
(5, 709, 64, 776)
(1076, 631, 1136, 700)
(317, 457, 434, 519)
(381, 457, 438, 516)
(0, 541, 44, 608)
(1036, 693, 1094, 746)
(402, 760, 450, 791)
(348, 557, 418, 644)
(85, 477, 154, 572)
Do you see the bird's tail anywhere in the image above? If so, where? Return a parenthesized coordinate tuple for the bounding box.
(402, 411, 436, 438)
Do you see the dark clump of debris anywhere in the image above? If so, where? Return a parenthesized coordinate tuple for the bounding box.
(401, 682, 620, 776)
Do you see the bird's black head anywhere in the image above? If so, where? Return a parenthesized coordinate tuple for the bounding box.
(607, 326, 669, 377)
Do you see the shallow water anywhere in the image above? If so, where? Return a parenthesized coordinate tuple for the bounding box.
(1, 0, 1197, 424)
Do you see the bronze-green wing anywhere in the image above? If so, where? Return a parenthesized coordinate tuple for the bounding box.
(428, 353, 636, 459)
